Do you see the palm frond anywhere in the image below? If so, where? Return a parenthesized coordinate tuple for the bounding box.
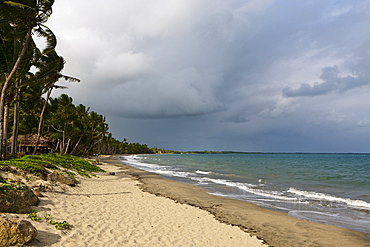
(3, 1, 34, 10)
(34, 25, 56, 54)
(37, 0, 54, 13)
(61, 75, 80, 83)
(53, 84, 68, 89)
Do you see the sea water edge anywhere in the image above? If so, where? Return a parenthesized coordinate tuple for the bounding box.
(119, 153, 370, 235)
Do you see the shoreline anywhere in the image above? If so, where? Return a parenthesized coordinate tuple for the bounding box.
(26, 155, 266, 246)
(103, 155, 370, 247)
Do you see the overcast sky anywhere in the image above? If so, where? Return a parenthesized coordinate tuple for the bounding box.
(47, 0, 370, 152)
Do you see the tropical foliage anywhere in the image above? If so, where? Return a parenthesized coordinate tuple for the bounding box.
(19, 93, 155, 155)
(0, 153, 105, 178)
(0, 0, 61, 158)
(0, 0, 156, 158)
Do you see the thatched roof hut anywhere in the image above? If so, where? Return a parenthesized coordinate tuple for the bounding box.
(9, 134, 53, 155)
(15, 134, 52, 146)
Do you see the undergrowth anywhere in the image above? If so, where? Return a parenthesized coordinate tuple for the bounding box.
(0, 160, 47, 177)
(49, 219, 71, 229)
(27, 210, 71, 229)
(0, 154, 105, 178)
(27, 209, 42, 221)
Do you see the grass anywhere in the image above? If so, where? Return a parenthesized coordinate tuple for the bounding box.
(0, 155, 92, 232)
(0, 154, 105, 178)
(24, 154, 105, 177)
(0, 159, 47, 177)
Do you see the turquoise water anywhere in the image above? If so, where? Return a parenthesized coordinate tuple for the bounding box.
(120, 153, 370, 234)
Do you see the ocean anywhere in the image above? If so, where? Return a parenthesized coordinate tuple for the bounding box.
(119, 153, 370, 235)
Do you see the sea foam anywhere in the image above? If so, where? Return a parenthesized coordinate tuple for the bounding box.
(196, 177, 297, 201)
(288, 188, 370, 210)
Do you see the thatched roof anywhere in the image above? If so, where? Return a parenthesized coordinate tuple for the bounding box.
(10, 134, 52, 147)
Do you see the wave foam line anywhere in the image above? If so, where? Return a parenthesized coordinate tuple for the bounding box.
(123, 156, 195, 178)
(197, 177, 297, 201)
(195, 170, 211, 175)
(288, 188, 370, 209)
(123, 155, 168, 170)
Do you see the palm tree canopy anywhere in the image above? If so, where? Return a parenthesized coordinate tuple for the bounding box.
(1, 0, 56, 53)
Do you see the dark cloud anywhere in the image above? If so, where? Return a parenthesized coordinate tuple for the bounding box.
(282, 66, 370, 97)
(48, 0, 370, 152)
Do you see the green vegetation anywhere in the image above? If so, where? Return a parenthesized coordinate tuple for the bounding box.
(0, 0, 158, 160)
(0, 0, 77, 159)
(25, 94, 156, 156)
(0, 182, 25, 191)
(27, 209, 42, 221)
(49, 219, 71, 230)
(24, 154, 105, 176)
(0, 154, 105, 177)
(44, 214, 52, 220)
(0, 160, 47, 176)
(27, 210, 71, 229)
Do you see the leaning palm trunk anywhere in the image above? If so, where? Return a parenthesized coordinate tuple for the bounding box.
(70, 136, 82, 155)
(33, 87, 53, 155)
(11, 81, 21, 157)
(83, 138, 103, 156)
(61, 130, 65, 155)
(0, 27, 32, 159)
(57, 129, 67, 155)
(11, 97, 20, 157)
(64, 138, 71, 154)
(3, 102, 9, 160)
(55, 139, 60, 153)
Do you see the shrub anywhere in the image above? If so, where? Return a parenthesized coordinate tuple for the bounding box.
(0, 154, 105, 178)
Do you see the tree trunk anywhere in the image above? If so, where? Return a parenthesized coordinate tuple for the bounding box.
(83, 138, 103, 156)
(11, 83, 21, 157)
(33, 87, 53, 155)
(55, 139, 60, 153)
(64, 138, 71, 154)
(60, 130, 65, 155)
(0, 27, 32, 160)
(70, 136, 82, 155)
(3, 102, 9, 160)
(11, 98, 20, 157)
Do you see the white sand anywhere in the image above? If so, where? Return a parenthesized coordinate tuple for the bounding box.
(27, 163, 267, 247)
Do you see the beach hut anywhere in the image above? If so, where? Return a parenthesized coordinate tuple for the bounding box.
(9, 134, 54, 155)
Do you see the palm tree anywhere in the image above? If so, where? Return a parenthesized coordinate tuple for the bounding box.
(0, 0, 56, 159)
(0, 21, 39, 157)
(10, 81, 21, 156)
(23, 49, 79, 154)
(46, 94, 77, 154)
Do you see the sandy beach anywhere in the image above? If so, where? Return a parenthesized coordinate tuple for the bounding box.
(24, 156, 369, 247)
(25, 157, 266, 247)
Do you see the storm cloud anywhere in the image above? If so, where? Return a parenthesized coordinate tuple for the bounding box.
(282, 66, 370, 97)
(48, 0, 370, 152)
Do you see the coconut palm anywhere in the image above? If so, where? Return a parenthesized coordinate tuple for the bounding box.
(0, 0, 56, 158)
(31, 51, 79, 154)
(0, 19, 39, 157)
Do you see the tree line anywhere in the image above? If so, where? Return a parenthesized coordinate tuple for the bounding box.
(0, 0, 156, 159)
(22, 93, 155, 156)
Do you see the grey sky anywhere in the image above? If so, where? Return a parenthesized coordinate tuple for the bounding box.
(48, 0, 370, 152)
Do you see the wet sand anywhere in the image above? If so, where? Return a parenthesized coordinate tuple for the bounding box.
(102, 156, 370, 247)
